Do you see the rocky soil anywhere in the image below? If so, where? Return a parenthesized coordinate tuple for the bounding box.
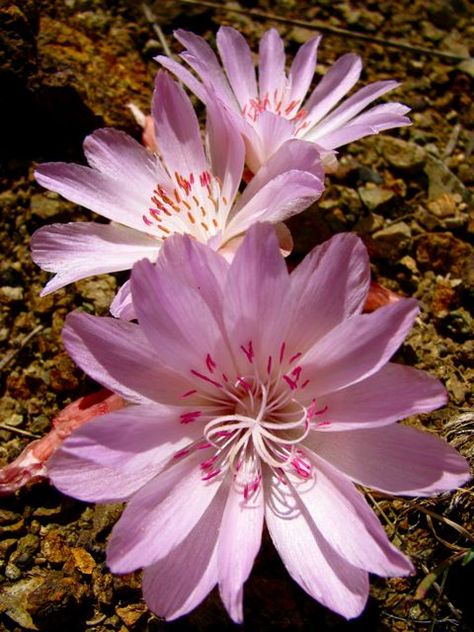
(0, 0, 472, 630)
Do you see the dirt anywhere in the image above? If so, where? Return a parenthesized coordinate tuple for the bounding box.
(0, 0, 473, 630)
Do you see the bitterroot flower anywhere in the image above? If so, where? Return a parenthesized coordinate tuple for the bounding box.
(157, 27, 411, 173)
(48, 224, 469, 622)
(31, 72, 324, 316)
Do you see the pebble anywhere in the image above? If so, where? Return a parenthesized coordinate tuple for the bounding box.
(9, 534, 39, 569)
(358, 184, 396, 211)
(378, 137, 426, 173)
(372, 222, 412, 258)
(116, 603, 147, 627)
(0, 286, 24, 304)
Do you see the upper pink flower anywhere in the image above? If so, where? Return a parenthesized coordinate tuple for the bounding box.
(31, 71, 324, 314)
(48, 224, 469, 623)
(157, 27, 411, 173)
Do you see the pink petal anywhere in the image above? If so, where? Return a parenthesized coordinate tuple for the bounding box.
(152, 72, 208, 179)
(303, 53, 362, 124)
(242, 112, 295, 174)
(109, 280, 135, 320)
(258, 29, 286, 101)
(216, 26, 258, 109)
(83, 128, 166, 189)
(265, 473, 369, 619)
(315, 424, 471, 496)
(35, 162, 154, 232)
(218, 476, 264, 623)
(174, 29, 237, 108)
(225, 169, 323, 241)
(154, 54, 209, 103)
(288, 233, 370, 353)
(156, 232, 229, 323)
(107, 453, 223, 572)
(307, 80, 401, 141)
(63, 312, 194, 405)
(224, 224, 291, 372)
(288, 35, 321, 107)
(300, 298, 419, 396)
(206, 97, 245, 206)
(130, 256, 226, 381)
(309, 363, 447, 430)
(290, 456, 413, 575)
(142, 486, 227, 620)
(31, 221, 159, 295)
(48, 450, 153, 503)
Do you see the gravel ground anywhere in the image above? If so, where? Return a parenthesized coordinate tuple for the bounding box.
(0, 1, 472, 630)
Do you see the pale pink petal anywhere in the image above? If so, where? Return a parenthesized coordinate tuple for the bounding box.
(347, 102, 411, 130)
(174, 29, 237, 108)
(300, 299, 419, 396)
(131, 256, 227, 381)
(206, 97, 245, 206)
(216, 26, 258, 109)
(63, 312, 194, 405)
(306, 80, 401, 141)
(48, 450, 154, 503)
(288, 36, 321, 107)
(233, 137, 324, 210)
(54, 404, 200, 474)
(83, 128, 166, 188)
(142, 486, 227, 620)
(250, 111, 295, 170)
(308, 363, 447, 430)
(265, 473, 369, 619)
(35, 162, 154, 232)
(258, 29, 286, 101)
(315, 424, 471, 496)
(156, 233, 229, 323)
(107, 453, 222, 572)
(288, 233, 370, 353)
(224, 223, 291, 370)
(154, 54, 209, 103)
(303, 53, 362, 124)
(31, 221, 159, 295)
(152, 72, 208, 178)
(289, 457, 413, 575)
(218, 477, 264, 623)
(109, 280, 135, 320)
(226, 170, 324, 241)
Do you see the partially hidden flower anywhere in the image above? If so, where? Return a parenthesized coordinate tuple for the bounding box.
(48, 224, 469, 622)
(31, 71, 324, 317)
(157, 27, 411, 173)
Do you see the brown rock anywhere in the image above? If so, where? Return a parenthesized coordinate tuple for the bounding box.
(372, 222, 412, 259)
(116, 603, 147, 627)
(377, 137, 426, 173)
(40, 530, 70, 564)
(70, 547, 96, 574)
(415, 233, 472, 276)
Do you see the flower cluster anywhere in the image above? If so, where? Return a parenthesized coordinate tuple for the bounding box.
(26, 26, 469, 624)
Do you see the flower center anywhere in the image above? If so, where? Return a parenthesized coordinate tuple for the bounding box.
(242, 90, 309, 133)
(175, 341, 331, 497)
(142, 170, 228, 242)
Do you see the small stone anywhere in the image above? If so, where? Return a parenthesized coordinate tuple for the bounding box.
(378, 137, 426, 173)
(30, 193, 66, 219)
(9, 534, 39, 569)
(358, 184, 396, 211)
(288, 26, 314, 44)
(0, 286, 24, 304)
(427, 193, 457, 218)
(116, 603, 147, 627)
(415, 233, 472, 276)
(458, 58, 474, 79)
(5, 561, 22, 580)
(432, 280, 458, 318)
(0, 509, 20, 525)
(70, 547, 96, 574)
(41, 530, 71, 564)
(372, 222, 412, 259)
(424, 154, 469, 201)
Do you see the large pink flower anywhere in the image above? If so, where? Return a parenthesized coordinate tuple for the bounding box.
(48, 225, 469, 622)
(157, 27, 411, 173)
(31, 72, 324, 314)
